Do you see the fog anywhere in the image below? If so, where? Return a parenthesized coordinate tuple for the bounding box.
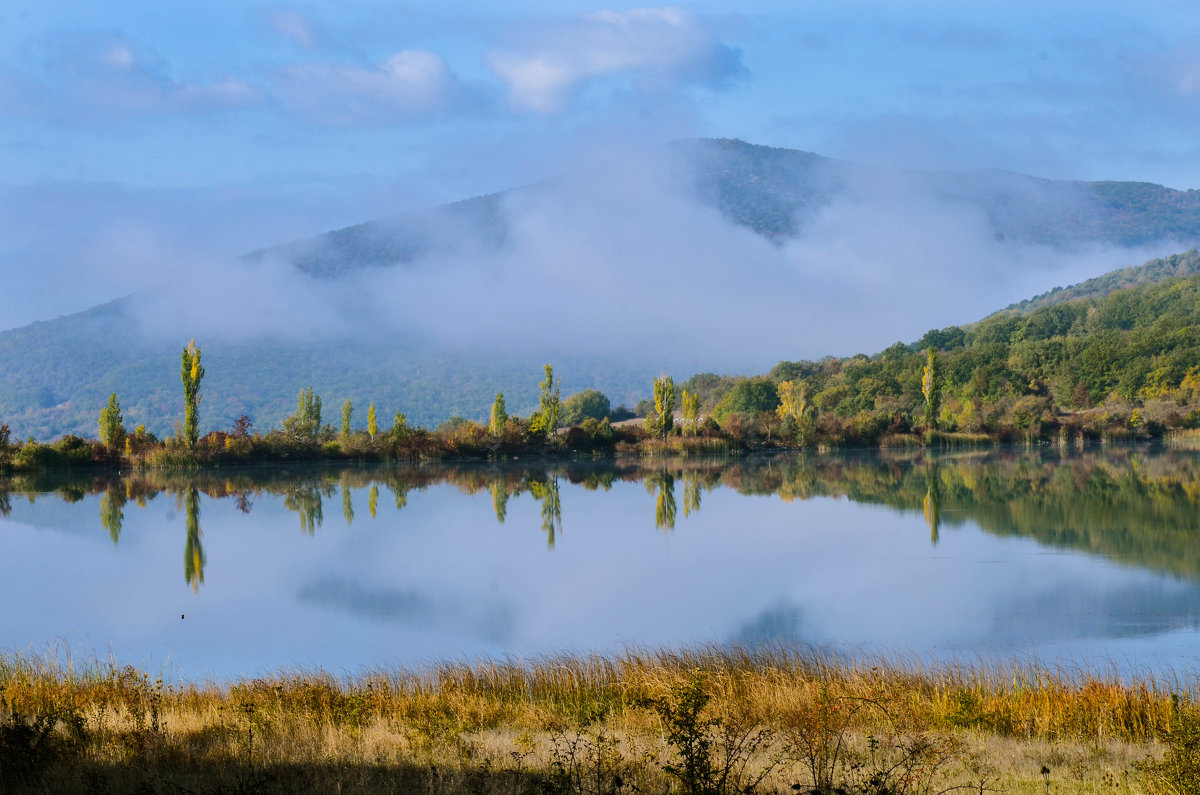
(100, 137, 1183, 378)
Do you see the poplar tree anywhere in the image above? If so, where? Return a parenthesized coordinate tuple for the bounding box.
(180, 340, 204, 448)
(922, 347, 940, 429)
(98, 392, 126, 451)
(652, 375, 676, 438)
(367, 403, 378, 439)
(341, 399, 353, 441)
(536, 364, 560, 439)
(489, 392, 508, 437)
(392, 412, 408, 445)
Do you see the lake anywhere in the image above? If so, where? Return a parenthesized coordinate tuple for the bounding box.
(3, 446, 1200, 680)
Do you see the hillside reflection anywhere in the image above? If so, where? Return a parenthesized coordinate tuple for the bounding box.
(4, 446, 1200, 587)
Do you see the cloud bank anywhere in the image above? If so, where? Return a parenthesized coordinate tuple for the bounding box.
(487, 7, 746, 113)
(118, 140, 1180, 377)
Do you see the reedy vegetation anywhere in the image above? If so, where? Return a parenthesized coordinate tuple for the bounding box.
(0, 646, 1195, 793)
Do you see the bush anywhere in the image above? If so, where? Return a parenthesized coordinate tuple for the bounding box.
(1138, 699, 1200, 794)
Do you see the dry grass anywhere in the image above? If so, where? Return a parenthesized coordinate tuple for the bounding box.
(0, 646, 1191, 793)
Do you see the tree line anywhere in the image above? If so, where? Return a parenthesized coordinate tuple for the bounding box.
(6, 270, 1200, 471)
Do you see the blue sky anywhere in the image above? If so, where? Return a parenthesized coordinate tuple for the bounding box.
(3, 1, 1200, 330)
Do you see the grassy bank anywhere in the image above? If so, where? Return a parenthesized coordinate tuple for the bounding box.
(1, 646, 1195, 793)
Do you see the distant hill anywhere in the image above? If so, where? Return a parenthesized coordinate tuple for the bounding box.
(246, 139, 1200, 279)
(6, 138, 1200, 440)
(992, 248, 1200, 317)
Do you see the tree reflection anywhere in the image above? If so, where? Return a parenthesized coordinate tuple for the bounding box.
(183, 486, 205, 592)
(99, 484, 126, 545)
(646, 472, 677, 531)
(12, 449, 1200, 581)
(490, 482, 509, 524)
(682, 471, 702, 517)
(923, 464, 941, 546)
(526, 475, 561, 548)
(283, 484, 325, 535)
(342, 486, 354, 526)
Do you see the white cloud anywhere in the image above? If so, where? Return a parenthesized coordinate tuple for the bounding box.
(276, 50, 463, 125)
(487, 7, 746, 114)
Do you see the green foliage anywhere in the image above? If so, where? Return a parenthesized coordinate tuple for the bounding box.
(340, 398, 353, 441)
(392, 411, 409, 446)
(639, 669, 773, 795)
(180, 340, 204, 448)
(561, 388, 611, 426)
(648, 376, 676, 439)
(283, 387, 323, 442)
(681, 388, 701, 435)
(98, 391, 126, 452)
(921, 348, 940, 429)
(1138, 699, 1200, 794)
(489, 392, 508, 436)
(530, 364, 561, 441)
(712, 377, 779, 421)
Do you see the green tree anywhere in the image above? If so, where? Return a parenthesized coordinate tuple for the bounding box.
(489, 392, 508, 437)
(392, 411, 408, 446)
(98, 392, 126, 452)
(681, 388, 700, 435)
(922, 348, 940, 429)
(283, 387, 322, 441)
(180, 340, 205, 448)
(561, 388, 611, 426)
(367, 403, 378, 439)
(649, 375, 676, 439)
(712, 376, 779, 420)
(532, 364, 561, 440)
(341, 398, 353, 441)
(776, 379, 814, 444)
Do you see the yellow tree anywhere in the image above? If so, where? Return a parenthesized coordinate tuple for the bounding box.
(180, 340, 205, 448)
(489, 392, 508, 437)
(650, 375, 676, 438)
(367, 403, 378, 439)
(776, 380, 813, 444)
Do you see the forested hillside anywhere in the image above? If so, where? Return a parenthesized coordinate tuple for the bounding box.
(687, 267, 1200, 446)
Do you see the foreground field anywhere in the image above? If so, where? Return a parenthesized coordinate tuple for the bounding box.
(0, 647, 1195, 794)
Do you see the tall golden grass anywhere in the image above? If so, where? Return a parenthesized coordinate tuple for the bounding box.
(0, 645, 1190, 792)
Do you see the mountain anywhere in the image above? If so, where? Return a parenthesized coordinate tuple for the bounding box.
(5, 138, 1200, 440)
(243, 139, 1200, 279)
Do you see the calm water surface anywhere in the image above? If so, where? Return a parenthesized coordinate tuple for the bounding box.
(3, 447, 1200, 679)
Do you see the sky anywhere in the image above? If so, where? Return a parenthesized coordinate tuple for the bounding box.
(3, 1, 1200, 352)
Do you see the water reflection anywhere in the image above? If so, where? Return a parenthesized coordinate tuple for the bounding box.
(4, 447, 1200, 588)
(6, 447, 1200, 675)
